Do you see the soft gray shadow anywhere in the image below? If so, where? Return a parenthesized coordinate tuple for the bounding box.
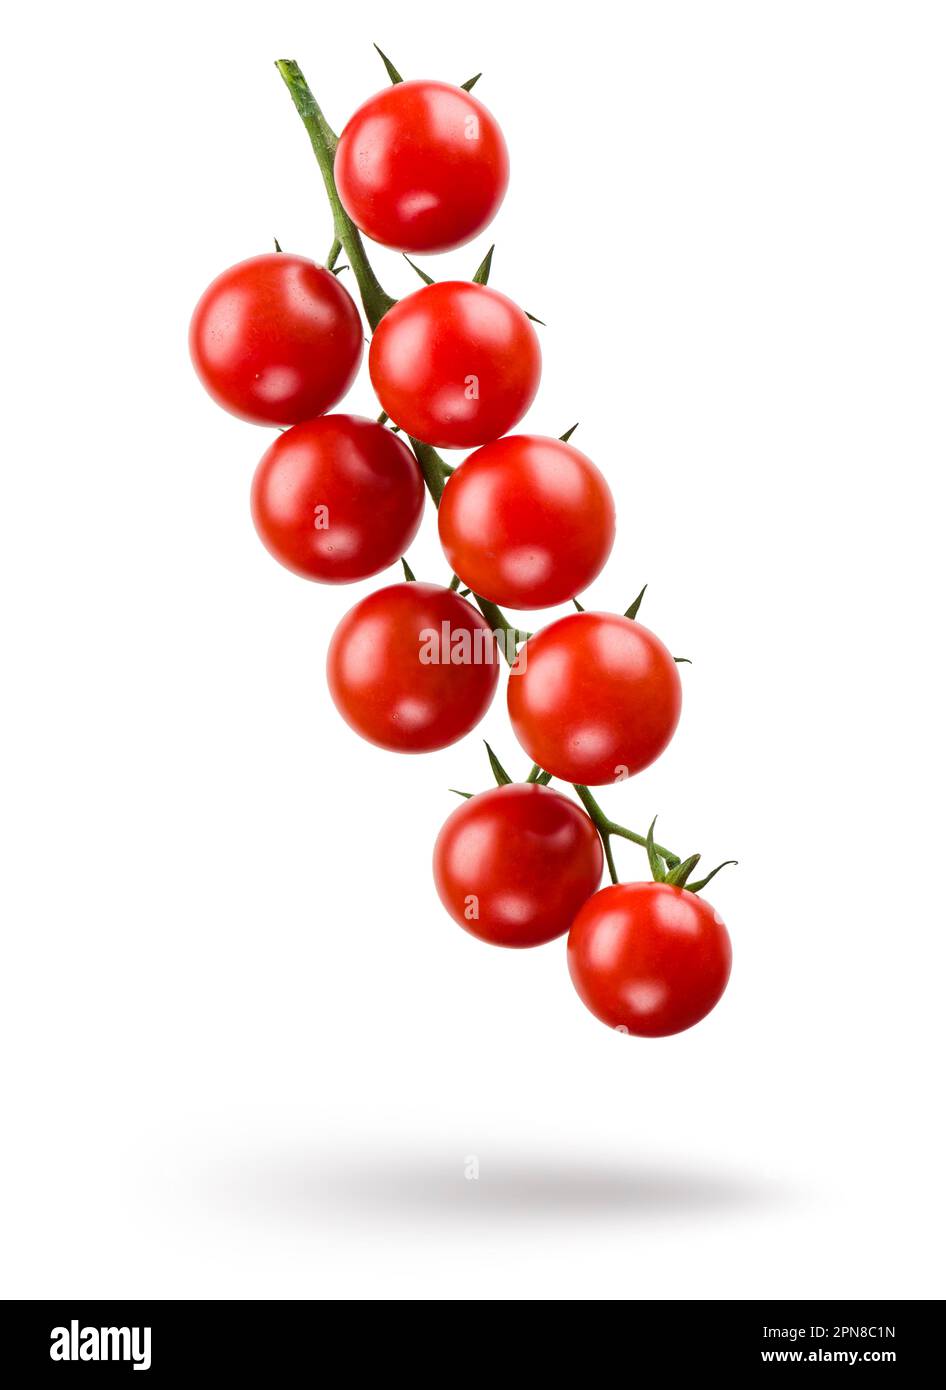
(205, 1145, 791, 1225)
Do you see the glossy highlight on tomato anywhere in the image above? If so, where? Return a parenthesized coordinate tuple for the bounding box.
(327, 582, 500, 752)
(507, 611, 682, 785)
(189, 253, 363, 426)
(433, 783, 603, 947)
(438, 435, 616, 608)
(568, 882, 732, 1036)
(369, 282, 541, 449)
(335, 79, 509, 254)
(251, 415, 424, 583)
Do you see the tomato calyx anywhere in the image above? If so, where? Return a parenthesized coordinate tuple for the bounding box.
(624, 583, 647, 620)
(451, 746, 550, 802)
(373, 43, 404, 85)
(472, 245, 494, 285)
(372, 42, 481, 95)
(574, 787, 736, 895)
(574, 567, 648, 623)
(485, 743, 555, 790)
(644, 816, 737, 896)
(404, 255, 435, 286)
(470, 244, 544, 322)
(484, 741, 513, 786)
(574, 584, 691, 659)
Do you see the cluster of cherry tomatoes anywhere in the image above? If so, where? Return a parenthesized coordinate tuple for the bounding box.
(189, 57, 734, 1039)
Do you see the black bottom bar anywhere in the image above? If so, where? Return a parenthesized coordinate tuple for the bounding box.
(1, 1299, 938, 1377)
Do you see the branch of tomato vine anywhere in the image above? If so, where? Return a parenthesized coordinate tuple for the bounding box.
(276, 54, 695, 888)
(275, 60, 395, 329)
(571, 784, 681, 885)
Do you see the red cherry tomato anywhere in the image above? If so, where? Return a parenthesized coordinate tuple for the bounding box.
(507, 611, 682, 786)
(327, 583, 500, 752)
(369, 282, 541, 449)
(251, 415, 424, 584)
(335, 80, 509, 254)
(568, 882, 732, 1036)
(438, 435, 616, 608)
(433, 783, 603, 947)
(189, 253, 363, 426)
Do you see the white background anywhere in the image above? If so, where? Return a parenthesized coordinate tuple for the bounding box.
(2, 0, 944, 1300)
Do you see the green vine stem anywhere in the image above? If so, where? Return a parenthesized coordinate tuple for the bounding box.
(276, 55, 685, 883)
(275, 60, 395, 329)
(406, 436, 450, 505)
(572, 784, 681, 885)
(472, 595, 531, 658)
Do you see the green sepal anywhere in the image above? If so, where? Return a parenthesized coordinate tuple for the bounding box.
(449, 573, 461, 591)
(572, 598, 585, 612)
(686, 860, 738, 895)
(624, 584, 647, 620)
(525, 311, 546, 325)
(404, 254, 435, 285)
(274, 237, 283, 253)
(535, 769, 553, 785)
(449, 788, 473, 800)
(665, 853, 701, 888)
(472, 245, 495, 285)
(401, 558, 416, 582)
(484, 742, 513, 786)
(461, 73, 482, 91)
(674, 656, 692, 664)
(374, 44, 403, 83)
(560, 423, 579, 443)
(645, 817, 666, 882)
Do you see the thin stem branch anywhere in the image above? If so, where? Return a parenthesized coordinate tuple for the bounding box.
(572, 784, 680, 875)
(601, 832, 619, 884)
